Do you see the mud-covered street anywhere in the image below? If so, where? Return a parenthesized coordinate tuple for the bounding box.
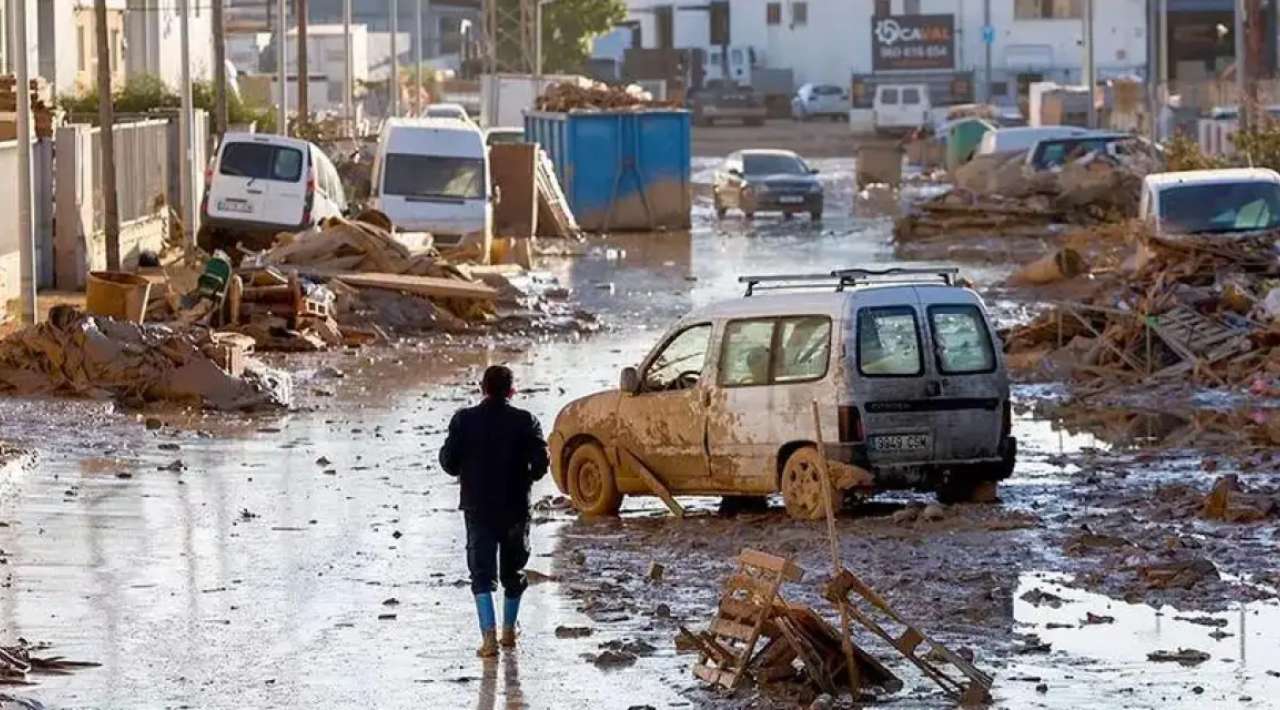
(0, 145, 1278, 710)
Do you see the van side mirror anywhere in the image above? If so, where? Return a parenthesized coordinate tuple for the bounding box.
(809, 168, 820, 174)
(620, 367, 640, 394)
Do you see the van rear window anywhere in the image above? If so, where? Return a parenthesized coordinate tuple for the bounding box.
(220, 143, 304, 182)
(928, 305, 996, 374)
(857, 307, 922, 377)
(383, 154, 485, 199)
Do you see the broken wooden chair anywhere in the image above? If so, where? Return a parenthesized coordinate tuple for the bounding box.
(825, 569, 993, 705)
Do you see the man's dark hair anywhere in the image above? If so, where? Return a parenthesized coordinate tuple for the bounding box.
(481, 365, 514, 399)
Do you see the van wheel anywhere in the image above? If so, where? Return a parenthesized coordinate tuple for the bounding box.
(567, 442, 622, 516)
(780, 447, 837, 520)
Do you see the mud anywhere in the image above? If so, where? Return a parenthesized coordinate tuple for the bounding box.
(0, 152, 1275, 708)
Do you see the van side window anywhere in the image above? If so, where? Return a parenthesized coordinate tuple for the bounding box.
(720, 320, 775, 386)
(928, 305, 996, 374)
(857, 307, 922, 377)
(774, 316, 831, 382)
(642, 324, 712, 392)
(902, 88, 921, 105)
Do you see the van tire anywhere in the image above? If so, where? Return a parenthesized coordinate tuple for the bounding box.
(567, 443, 622, 517)
(780, 447, 837, 520)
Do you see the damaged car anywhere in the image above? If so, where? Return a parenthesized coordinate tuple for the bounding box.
(548, 269, 1017, 520)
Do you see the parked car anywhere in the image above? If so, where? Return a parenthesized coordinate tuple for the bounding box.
(420, 102, 472, 122)
(1024, 132, 1130, 170)
(547, 268, 1016, 519)
(976, 125, 1094, 156)
(792, 83, 849, 122)
(485, 126, 525, 146)
(201, 132, 347, 250)
(713, 149, 823, 221)
(369, 117, 491, 246)
(873, 83, 930, 135)
(688, 80, 767, 127)
(1140, 168, 1280, 236)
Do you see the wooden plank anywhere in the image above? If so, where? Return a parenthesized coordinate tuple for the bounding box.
(709, 618, 757, 643)
(738, 549, 804, 582)
(692, 663, 737, 689)
(619, 448, 684, 517)
(722, 573, 777, 601)
(333, 272, 497, 301)
(490, 143, 538, 239)
(896, 628, 924, 655)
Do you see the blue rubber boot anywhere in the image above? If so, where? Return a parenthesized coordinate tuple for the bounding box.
(501, 595, 522, 648)
(474, 593, 498, 658)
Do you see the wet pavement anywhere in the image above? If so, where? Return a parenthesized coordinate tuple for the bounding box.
(0, 157, 1276, 708)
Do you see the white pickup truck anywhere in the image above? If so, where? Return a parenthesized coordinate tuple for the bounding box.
(1139, 168, 1280, 236)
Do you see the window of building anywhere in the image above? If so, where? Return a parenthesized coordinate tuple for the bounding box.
(77, 26, 87, 72)
(904, 0, 922, 14)
(1014, 0, 1083, 20)
(791, 2, 808, 26)
(874, 0, 891, 16)
(111, 29, 121, 70)
(766, 2, 781, 26)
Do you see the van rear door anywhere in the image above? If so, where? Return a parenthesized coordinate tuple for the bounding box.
(923, 300, 1004, 461)
(846, 294, 939, 464)
(209, 139, 307, 227)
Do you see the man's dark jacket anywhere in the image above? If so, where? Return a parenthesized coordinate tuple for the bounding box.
(439, 397, 550, 526)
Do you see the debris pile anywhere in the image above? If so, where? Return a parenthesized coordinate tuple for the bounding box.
(536, 82, 676, 112)
(0, 640, 99, 684)
(0, 75, 55, 140)
(0, 305, 289, 410)
(897, 138, 1163, 242)
(1003, 227, 1280, 391)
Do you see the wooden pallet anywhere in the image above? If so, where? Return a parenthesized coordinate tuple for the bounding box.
(692, 549, 803, 690)
(826, 569, 992, 704)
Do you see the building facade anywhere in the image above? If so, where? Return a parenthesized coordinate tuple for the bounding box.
(623, 0, 1150, 101)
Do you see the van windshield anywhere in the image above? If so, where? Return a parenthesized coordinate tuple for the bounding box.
(383, 154, 485, 199)
(1159, 181, 1280, 234)
(220, 143, 304, 182)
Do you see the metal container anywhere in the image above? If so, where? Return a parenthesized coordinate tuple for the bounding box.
(525, 109, 692, 232)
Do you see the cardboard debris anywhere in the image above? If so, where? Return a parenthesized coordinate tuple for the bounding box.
(0, 306, 289, 410)
(536, 81, 676, 112)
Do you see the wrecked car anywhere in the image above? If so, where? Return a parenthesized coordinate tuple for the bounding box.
(1140, 168, 1280, 237)
(548, 269, 1017, 520)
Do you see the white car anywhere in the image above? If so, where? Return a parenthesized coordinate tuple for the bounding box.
(370, 117, 492, 247)
(976, 126, 1095, 156)
(1140, 168, 1280, 236)
(792, 83, 849, 121)
(873, 83, 930, 135)
(202, 132, 347, 238)
(420, 102, 472, 122)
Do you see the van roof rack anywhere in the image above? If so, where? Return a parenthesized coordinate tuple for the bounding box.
(739, 268, 960, 296)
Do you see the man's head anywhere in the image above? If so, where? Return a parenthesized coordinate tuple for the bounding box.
(481, 365, 515, 400)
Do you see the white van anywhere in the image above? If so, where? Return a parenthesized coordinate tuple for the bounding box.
(976, 126, 1095, 156)
(873, 83, 931, 134)
(202, 133, 347, 237)
(370, 117, 492, 246)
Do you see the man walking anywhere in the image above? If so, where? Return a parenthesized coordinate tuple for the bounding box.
(440, 365, 549, 658)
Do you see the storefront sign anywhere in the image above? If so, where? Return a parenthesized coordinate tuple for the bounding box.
(871, 14, 955, 71)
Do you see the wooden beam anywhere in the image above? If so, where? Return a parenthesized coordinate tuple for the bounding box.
(333, 272, 497, 301)
(619, 448, 684, 517)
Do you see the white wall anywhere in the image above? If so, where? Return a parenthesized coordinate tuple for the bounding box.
(124, 0, 214, 88)
(0, 141, 20, 314)
(626, 0, 1148, 91)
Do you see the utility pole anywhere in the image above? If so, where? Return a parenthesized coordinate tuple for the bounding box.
(983, 0, 992, 103)
(12, 0, 36, 323)
(1158, 0, 1168, 138)
(297, 0, 309, 122)
(277, 0, 287, 134)
(415, 0, 424, 115)
(390, 0, 399, 117)
(179, 0, 196, 249)
(212, 0, 227, 136)
(1234, 0, 1248, 128)
(344, 0, 354, 135)
(94, 0, 120, 271)
(1083, 0, 1096, 129)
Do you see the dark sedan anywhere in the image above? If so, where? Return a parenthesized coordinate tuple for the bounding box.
(713, 149, 823, 221)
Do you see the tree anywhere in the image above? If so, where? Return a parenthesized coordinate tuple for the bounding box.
(492, 0, 624, 75)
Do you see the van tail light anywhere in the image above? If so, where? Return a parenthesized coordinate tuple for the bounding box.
(1001, 398, 1012, 439)
(837, 405, 865, 443)
(302, 169, 316, 225)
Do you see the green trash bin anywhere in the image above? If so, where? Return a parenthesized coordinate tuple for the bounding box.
(946, 118, 996, 172)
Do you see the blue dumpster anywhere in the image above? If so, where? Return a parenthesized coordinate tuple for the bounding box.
(524, 109, 692, 232)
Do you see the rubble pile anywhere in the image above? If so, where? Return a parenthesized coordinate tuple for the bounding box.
(0, 306, 289, 411)
(897, 139, 1163, 242)
(536, 82, 676, 112)
(1003, 227, 1280, 391)
(0, 75, 55, 140)
(0, 639, 99, 684)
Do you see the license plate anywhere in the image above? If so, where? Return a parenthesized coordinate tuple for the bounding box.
(870, 434, 930, 453)
(778, 195, 804, 204)
(218, 199, 254, 214)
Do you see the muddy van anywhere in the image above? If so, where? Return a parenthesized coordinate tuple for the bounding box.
(548, 268, 1016, 520)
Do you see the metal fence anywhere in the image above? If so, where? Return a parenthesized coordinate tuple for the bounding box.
(88, 118, 170, 228)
